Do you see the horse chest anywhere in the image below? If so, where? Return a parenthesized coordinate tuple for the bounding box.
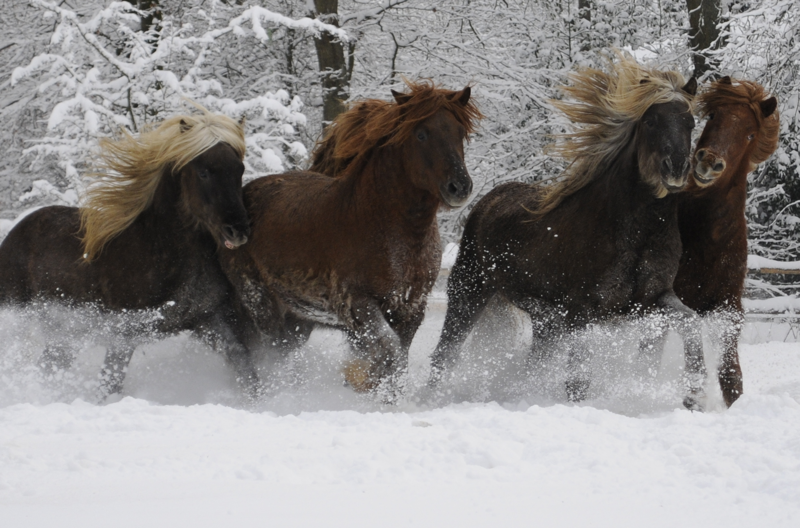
(588, 210, 680, 312)
(141, 252, 230, 331)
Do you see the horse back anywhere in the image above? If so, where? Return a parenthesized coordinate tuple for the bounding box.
(0, 205, 227, 316)
(0, 206, 83, 304)
(460, 179, 682, 316)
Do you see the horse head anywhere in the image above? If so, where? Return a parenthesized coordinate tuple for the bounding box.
(178, 124, 249, 250)
(392, 87, 475, 208)
(636, 78, 697, 197)
(693, 77, 779, 187)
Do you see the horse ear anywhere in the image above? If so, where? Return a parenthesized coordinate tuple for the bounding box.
(392, 89, 412, 106)
(238, 115, 246, 128)
(453, 86, 471, 106)
(179, 119, 192, 133)
(760, 97, 778, 118)
(682, 77, 698, 96)
(718, 76, 732, 85)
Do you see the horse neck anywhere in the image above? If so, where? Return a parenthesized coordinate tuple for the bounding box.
(602, 140, 665, 218)
(681, 161, 750, 239)
(343, 146, 441, 235)
(139, 169, 198, 238)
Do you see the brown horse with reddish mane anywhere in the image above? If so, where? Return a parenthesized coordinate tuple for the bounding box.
(671, 77, 779, 407)
(220, 81, 482, 400)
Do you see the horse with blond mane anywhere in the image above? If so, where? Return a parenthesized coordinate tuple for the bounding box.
(218, 81, 481, 401)
(0, 108, 259, 399)
(642, 77, 779, 407)
(429, 55, 709, 410)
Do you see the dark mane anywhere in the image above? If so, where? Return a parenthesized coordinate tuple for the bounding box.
(309, 80, 483, 177)
(697, 79, 780, 166)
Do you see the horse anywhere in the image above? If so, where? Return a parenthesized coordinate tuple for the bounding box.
(0, 108, 259, 400)
(668, 77, 779, 407)
(428, 55, 707, 409)
(218, 81, 482, 401)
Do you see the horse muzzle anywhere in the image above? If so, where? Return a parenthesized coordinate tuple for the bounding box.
(221, 223, 250, 250)
(440, 174, 473, 208)
(693, 148, 726, 186)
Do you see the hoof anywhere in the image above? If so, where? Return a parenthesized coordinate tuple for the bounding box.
(683, 395, 705, 412)
(566, 378, 590, 403)
(343, 359, 378, 393)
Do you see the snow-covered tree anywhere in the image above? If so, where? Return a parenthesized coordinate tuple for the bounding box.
(2, 0, 348, 227)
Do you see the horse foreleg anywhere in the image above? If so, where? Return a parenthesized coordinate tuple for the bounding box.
(195, 310, 262, 403)
(565, 337, 592, 403)
(38, 344, 75, 378)
(657, 291, 707, 411)
(636, 317, 669, 379)
(389, 301, 427, 353)
(718, 310, 744, 407)
(98, 342, 136, 400)
(344, 300, 406, 403)
(518, 298, 562, 373)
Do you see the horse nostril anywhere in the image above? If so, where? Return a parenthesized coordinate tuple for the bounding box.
(222, 224, 236, 240)
(713, 160, 726, 172)
(661, 157, 673, 175)
(682, 159, 690, 175)
(696, 149, 707, 162)
(448, 181, 461, 196)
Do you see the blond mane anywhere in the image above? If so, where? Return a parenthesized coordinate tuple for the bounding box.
(532, 53, 694, 217)
(309, 79, 483, 177)
(697, 78, 780, 167)
(80, 105, 246, 260)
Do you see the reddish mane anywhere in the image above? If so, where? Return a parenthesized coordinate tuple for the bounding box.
(697, 79, 780, 166)
(309, 80, 483, 178)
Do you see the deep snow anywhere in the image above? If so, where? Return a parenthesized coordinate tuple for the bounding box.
(1, 295, 799, 527)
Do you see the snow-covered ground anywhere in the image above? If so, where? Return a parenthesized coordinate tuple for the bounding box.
(1, 296, 799, 527)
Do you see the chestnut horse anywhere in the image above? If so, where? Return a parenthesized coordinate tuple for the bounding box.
(219, 81, 481, 401)
(429, 56, 707, 409)
(670, 77, 779, 407)
(0, 109, 259, 399)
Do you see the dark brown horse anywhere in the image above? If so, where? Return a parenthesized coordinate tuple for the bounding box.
(428, 57, 707, 409)
(670, 77, 779, 407)
(219, 81, 481, 401)
(0, 110, 258, 399)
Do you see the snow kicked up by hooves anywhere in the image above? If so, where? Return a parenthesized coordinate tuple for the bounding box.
(1, 301, 800, 527)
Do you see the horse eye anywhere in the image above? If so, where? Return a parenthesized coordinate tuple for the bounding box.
(748, 133, 755, 141)
(198, 169, 210, 180)
(417, 131, 427, 141)
(708, 113, 715, 120)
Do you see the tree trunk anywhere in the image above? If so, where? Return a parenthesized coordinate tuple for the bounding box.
(313, 0, 353, 126)
(578, 0, 591, 52)
(138, 1, 161, 34)
(686, 0, 722, 78)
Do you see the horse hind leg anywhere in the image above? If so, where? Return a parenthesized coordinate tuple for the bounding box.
(428, 258, 495, 388)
